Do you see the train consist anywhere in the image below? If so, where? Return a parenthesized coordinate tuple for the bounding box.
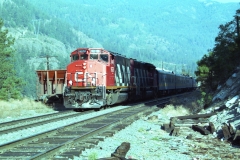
(36, 48, 197, 109)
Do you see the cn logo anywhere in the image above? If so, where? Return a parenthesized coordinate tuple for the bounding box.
(75, 72, 84, 82)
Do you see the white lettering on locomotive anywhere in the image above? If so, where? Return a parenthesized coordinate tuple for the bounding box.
(127, 66, 130, 85)
(75, 72, 84, 82)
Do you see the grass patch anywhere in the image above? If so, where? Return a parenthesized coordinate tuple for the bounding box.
(0, 98, 54, 119)
(151, 136, 160, 141)
(88, 152, 98, 160)
(138, 127, 146, 133)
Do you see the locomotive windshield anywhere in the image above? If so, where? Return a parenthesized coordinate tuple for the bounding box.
(72, 49, 108, 62)
(71, 53, 88, 61)
(71, 49, 88, 62)
(80, 53, 88, 60)
(100, 54, 108, 62)
(79, 49, 88, 60)
(72, 54, 79, 61)
(90, 53, 98, 59)
(90, 49, 101, 60)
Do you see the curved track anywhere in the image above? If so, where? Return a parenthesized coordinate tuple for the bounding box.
(0, 97, 170, 159)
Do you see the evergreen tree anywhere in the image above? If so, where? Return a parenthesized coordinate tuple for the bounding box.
(196, 9, 240, 91)
(195, 9, 240, 104)
(0, 19, 24, 100)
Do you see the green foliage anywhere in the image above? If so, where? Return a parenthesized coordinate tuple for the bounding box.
(0, 19, 24, 100)
(0, 0, 78, 97)
(195, 53, 215, 90)
(151, 136, 160, 141)
(88, 152, 98, 160)
(0, 77, 23, 100)
(0, 0, 84, 47)
(25, 0, 239, 75)
(200, 91, 213, 105)
(138, 127, 145, 133)
(196, 8, 240, 104)
(0, 0, 238, 98)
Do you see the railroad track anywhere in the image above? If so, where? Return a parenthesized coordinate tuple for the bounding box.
(0, 111, 75, 130)
(0, 92, 185, 136)
(0, 110, 94, 136)
(0, 97, 170, 159)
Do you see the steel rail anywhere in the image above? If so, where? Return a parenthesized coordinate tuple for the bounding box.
(31, 106, 154, 159)
(0, 110, 74, 130)
(0, 92, 190, 159)
(0, 99, 168, 159)
(0, 104, 143, 153)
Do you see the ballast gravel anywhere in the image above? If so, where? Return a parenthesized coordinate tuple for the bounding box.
(0, 106, 128, 145)
(77, 109, 193, 160)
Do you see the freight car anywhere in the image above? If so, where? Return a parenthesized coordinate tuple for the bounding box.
(36, 48, 197, 109)
(156, 69, 197, 95)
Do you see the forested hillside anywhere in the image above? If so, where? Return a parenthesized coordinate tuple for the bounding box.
(0, 0, 238, 98)
(26, 0, 239, 72)
(194, 8, 240, 105)
(0, 0, 101, 97)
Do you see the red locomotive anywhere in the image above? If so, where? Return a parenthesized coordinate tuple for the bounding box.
(36, 48, 197, 109)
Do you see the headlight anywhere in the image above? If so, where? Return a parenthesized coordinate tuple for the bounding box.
(69, 80, 73, 85)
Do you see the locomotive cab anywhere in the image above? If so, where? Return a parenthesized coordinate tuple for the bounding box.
(67, 48, 110, 87)
(89, 49, 109, 63)
(71, 49, 109, 62)
(64, 48, 110, 109)
(71, 50, 88, 61)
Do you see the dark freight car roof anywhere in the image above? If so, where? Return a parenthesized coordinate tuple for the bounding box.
(144, 62, 156, 68)
(108, 51, 126, 57)
(108, 50, 156, 69)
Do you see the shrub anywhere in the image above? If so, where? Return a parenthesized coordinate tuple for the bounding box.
(88, 152, 98, 160)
